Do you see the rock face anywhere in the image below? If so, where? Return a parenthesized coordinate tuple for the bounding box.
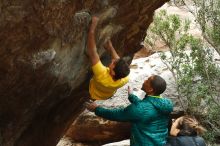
(65, 111, 131, 145)
(0, 0, 168, 146)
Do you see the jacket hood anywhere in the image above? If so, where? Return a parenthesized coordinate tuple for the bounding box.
(146, 96, 173, 114)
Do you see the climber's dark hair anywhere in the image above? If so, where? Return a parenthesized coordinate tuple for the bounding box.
(113, 58, 130, 80)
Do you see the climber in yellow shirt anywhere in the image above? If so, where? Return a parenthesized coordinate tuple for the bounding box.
(87, 16, 130, 100)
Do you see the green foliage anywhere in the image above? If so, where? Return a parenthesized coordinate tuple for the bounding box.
(194, 0, 220, 53)
(190, 0, 220, 54)
(169, 0, 220, 54)
(146, 10, 220, 143)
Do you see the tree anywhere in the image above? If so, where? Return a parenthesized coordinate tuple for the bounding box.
(145, 9, 220, 143)
(172, 0, 220, 55)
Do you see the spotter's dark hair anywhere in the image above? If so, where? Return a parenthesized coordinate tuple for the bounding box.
(150, 75, 166, 95)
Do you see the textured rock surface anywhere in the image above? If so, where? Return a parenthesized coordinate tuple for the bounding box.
(0, 0, 168, 146)
(65, 111, 131, 144)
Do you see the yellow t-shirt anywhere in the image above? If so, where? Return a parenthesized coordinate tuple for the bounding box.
(89, 61, 129, 100)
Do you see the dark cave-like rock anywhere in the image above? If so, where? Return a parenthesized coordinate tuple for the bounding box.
(0, 0, 168, 146)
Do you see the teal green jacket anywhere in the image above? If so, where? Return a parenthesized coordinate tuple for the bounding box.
(95, 94, 173, 146)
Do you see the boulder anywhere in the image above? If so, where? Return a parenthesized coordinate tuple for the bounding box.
(0, 0, 168, 146)
(65, 111, 131, 145)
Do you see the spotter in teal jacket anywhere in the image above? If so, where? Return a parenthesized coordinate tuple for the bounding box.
(95, 94, 173, 146)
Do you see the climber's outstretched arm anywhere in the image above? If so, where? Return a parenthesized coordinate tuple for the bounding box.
(87, 16, 100, 65)
(104, 40, 120, 60)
